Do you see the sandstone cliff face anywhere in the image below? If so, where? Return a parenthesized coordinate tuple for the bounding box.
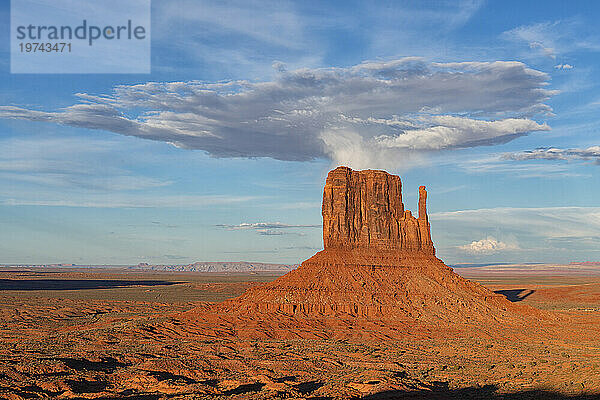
(322, 166, 434, 254)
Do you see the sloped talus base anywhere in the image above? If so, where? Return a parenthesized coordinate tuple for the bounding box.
(218, 249, 537, 326)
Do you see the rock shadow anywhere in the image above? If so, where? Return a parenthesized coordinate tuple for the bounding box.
(64, 379, 109, 394)
(294, 380, 324, 394)
(147, 371, 197, 384)
(59, 357, 130, 372)
(223, 382, 266, 396)
(494, 289, 535, 302)
(363, 384, 600, 399)
(0, 279, 180, 291)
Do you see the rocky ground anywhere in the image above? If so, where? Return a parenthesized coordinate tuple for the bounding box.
(1, 268, 600, 399)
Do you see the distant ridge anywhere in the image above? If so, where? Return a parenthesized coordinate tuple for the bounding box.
(456, 262, 600, 276)
(570, 261, 600, 266)
(130, 261, 297, 273)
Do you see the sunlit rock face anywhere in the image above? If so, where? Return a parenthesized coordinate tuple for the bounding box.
(322, 166, 434, 254)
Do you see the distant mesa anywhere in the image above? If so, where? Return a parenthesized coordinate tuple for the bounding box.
(213, 166, 536, 329)
(0, 262, 296, 272)
(570, 261, 600, 267)
(131, 261, 295, 273)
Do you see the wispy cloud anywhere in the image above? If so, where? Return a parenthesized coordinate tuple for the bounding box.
(0, 135, 270, 209)
(217, 221, 320, 236)
(367, 0, 485, 32)
(151, 0, 319, 77)
(0, 171, 170, 191)
(277, 201, 321, 210)
(0, 194, 260, 209)
(256, 230, 304, 236)
(433, 207, 600, 243)
(218, 222, 321, 230)
(502, 19, 600, 60)
(151, 0, 486, 76)
(156, 0, 305, 50)
(529, 41, 557, 60)
(503, 146, 600, 164)
(0, 58, 555, 170)
(457, 155, 587, 178)
(0, 136, 172, 191)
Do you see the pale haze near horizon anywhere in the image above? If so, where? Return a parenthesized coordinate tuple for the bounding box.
(1, 1, 599, 265)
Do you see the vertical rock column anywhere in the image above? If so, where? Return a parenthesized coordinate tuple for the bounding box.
(418, 186, 434, 255)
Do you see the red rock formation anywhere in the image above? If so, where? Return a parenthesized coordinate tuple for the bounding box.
(322, 167, 434, 254)
(216, 166, 539, 331)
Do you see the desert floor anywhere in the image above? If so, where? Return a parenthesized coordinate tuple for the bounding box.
(1, 267, 600, 399)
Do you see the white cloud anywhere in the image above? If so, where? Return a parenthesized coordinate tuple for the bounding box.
(459, 237, 516, 254)
(0, 59, 555, 170)
(554, 64, 574, 70)
(503, 146, 600, 164)
(377, 116, 549, 150)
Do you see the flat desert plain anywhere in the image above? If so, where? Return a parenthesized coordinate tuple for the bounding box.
(1, 266, 600, 399)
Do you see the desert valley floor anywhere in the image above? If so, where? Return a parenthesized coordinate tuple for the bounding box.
(1, 267, 600, 399)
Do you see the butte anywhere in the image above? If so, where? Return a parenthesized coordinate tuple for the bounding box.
(189, 166, 545, 339)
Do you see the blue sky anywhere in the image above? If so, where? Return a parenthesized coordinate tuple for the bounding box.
(1, 0, 600, 265)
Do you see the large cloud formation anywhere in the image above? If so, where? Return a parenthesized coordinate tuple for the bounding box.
(0, 58, 556, 169)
